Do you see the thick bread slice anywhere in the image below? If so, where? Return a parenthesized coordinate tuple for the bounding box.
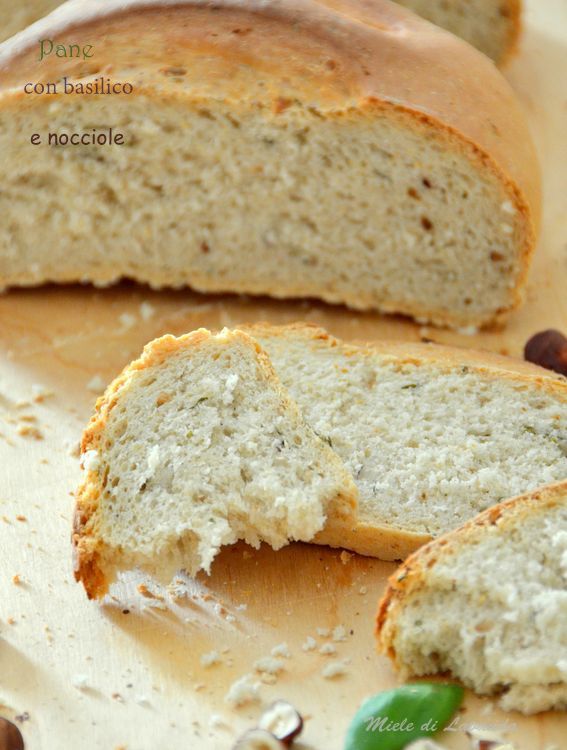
(73, 328, 357, 599)
(0, 0, 539, 329)
(0, 0, 62, 43)
(394, 0, 521, 64)
(240, 323, 567, 560)
(376, 482, 567, 714)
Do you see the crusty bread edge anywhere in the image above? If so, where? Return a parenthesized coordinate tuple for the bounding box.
(72, 327, 358, 599)
(375, 480, 567, 674)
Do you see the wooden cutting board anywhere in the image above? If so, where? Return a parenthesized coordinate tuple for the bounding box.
(0, 1, 566, 748)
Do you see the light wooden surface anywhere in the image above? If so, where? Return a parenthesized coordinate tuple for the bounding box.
(1, 2, 566, 748)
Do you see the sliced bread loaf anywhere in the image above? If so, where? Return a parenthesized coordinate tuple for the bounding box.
(0, 0, 62, 43)
(376, 481, 567, 714)
(0, 0, 539, 328)
(73, 328, 357, 599)
(241, 323, 567, 560)
(394, 0, 521, 64)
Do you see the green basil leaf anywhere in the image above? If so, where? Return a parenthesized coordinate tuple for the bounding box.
(344, 682, 464, 750)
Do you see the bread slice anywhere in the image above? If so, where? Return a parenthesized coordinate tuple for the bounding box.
(376, 481, 567, 714)
(0, 0, 61, 43)
(240, 323, 567, 560)
(0, 0, 539, 329)
(394, 0, 521, 64)
(73, 328, 357, 599)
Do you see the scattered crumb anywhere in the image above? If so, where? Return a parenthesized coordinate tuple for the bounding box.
(87, 375, 106, 393)
(72, 674, 90, 690)
(321, 660, 349, 679)
(270, 643, 291, 659)
(235, 603, 248, 612)
(66, 440, 81, 459)
(12, 574, 22, 586)
(316, 627, 330, 637)
(17, 425, 43, 440)
(7, 617, 16, 625)
(340, 550, 353, 565)
(31, 384, 54, 403)
(253, 657, 285, 676)
(319, 643, 337, 656)
(112, 692, 125, 703)
(359, 586, 368, 595)
(119, 313, 137, 330)
(225, 614, 236, 623)
(224, 675, 260, 708)
(302, 636, 317, 652)
(16, 515, 27, 522)
(139, 302, 156, 321)
(332, 625, 347, 642)
(209, 714, 230, 731)
(200, 651, 221, 668)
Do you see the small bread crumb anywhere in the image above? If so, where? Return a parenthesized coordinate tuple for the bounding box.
(253, 657, 285, 675)
(224, 674, 260, 707)
(87, 375, 106, 393)
(270, 643, 291, 659)
(332, 625, 347, 642)
(319, 643, 337, 656)
(139, 302, 156, 321)
(302, 636, 317, 652)
(200, 651, 221, 668)
(340, 550, 353, 564)
(321, 660, 349, 679)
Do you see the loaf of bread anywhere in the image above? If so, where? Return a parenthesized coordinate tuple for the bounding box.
(376, 481, 567, 714)
(241, 323, 567, 560)
(73, 328, 357, 599)
(0, 0, 539, 328)
(0, 0, 61, 43)
(394, 0, 521, 64)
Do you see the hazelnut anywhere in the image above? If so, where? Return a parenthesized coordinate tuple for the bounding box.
(233, 728, 286, 750)
(257, 701, 304, 745)
(0, 717, 24, 750)
(524, 329, 567, 377)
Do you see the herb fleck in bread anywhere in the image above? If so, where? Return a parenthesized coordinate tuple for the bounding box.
(0, 0, 539, 328)
(394, 0, 521, 64)
(73, 328, 357, 599)
(376, 481, 567, 714)
(241, 324, 567, 560)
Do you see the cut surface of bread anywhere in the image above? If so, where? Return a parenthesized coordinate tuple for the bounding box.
(376, 482, 567, 714)
(0, 0, 62, 43)
(73, 328, 357, 599)
(0, 0, 539, 328)
(394, 0, 521, 64)
(240, 323, 567, 560)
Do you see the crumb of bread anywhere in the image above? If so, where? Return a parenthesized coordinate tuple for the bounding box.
(224, 674, 261, 707)
(12, 574, 22, 585)
(17, 425, 43, 440)
(139, 302, 156, 321)
(119, 313, 137, 330)
(321, 660, 349, 679)
(72, 674, 90, 690)
(319, 643, 337, 656)
(16, 515, 27, 522)
(254, 657, 285, 676)
(31, 384, 54, 403)
(271, 643, 291, 659)
(332, 625, 347, 642)
(316, 628, 330, 637)
(200, 651, 221, 668)
(359, 586, 368, 595)
(302, 636, 317, 652)
(87, 375, 106, 393)
(340, 550, 353, 564)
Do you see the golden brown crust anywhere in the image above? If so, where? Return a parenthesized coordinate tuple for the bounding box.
(73, 327, 358, 598)
(0, 0, 540, 326)
(238, 322, 567, 559)
(375, 480, 567, 667)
